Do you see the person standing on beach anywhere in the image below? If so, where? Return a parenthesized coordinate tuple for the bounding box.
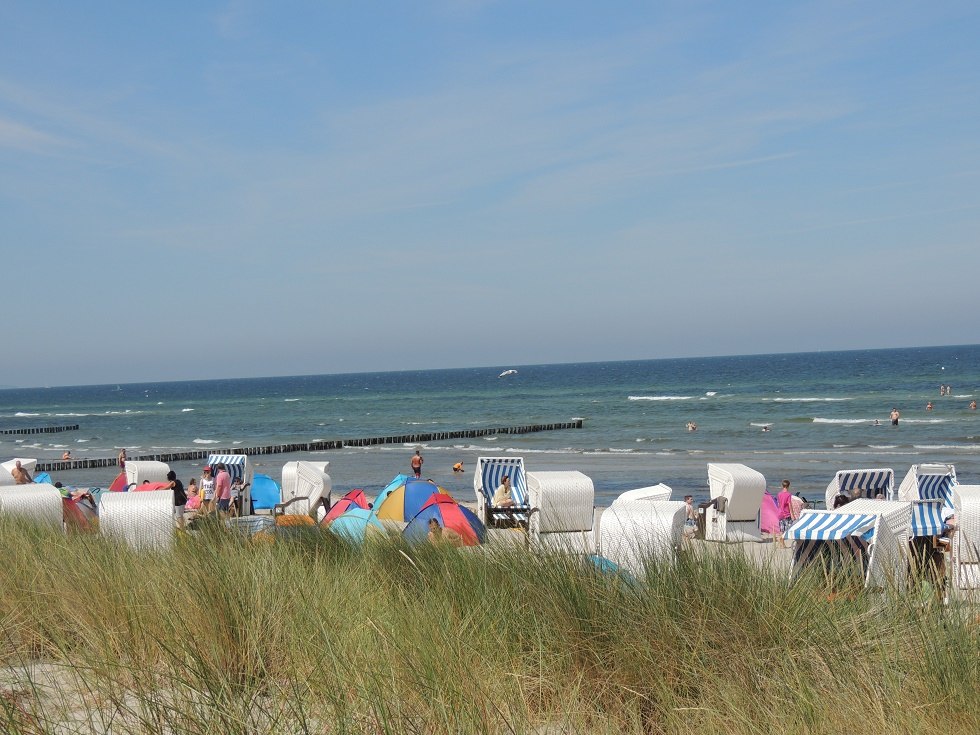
(776, 480, 794, 532)
(117, 448, 127, 470)
(411, 450, 423, 479)
(214, 463, 232, 517)
(199, 466, 216, 513)
(890, 407, 900, 426)
(164, 470, 187, 529)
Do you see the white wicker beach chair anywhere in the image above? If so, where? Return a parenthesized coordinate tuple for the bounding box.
(527, 470, 596, 554)
(276, 461, 331, 518)
(952, 484, 980, 594)
(474, 456, 530, 527)
(124, 460, 171, 487)
(704, 463, 766, 542)
(598, 501, 686, 577)
(0, 458, 38, 486)
(99, 488, 174, 551)
(785, 499, 911, 591)
(823, 468, 894, 508)
(610, 483, 672, 509)
(895, 464, 957, 541)
(0, 483, 64, 530)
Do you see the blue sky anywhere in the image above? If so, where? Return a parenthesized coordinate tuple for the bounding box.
(2, 1, 978, 387)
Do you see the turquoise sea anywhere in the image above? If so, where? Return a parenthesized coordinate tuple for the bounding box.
(2, 345, 979, 505)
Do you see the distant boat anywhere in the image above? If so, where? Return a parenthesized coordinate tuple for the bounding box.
(499, 369, 518, 378)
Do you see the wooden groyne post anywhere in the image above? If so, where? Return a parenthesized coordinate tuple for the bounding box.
(34, 420, 584, 472)
(1, 424, 79, 436)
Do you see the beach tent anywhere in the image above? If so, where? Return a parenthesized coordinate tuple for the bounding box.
(124, 461, 170, 488)
(0, 483, 63, 530)
(372, 474, 411, 509)
(0, 458, 37, 486)
(133, 481, 171, 492)
(62, 495, 98, 532)
(823, 468, 895, 508)
(99, 488, 174, 552)
(250, 474, 281, 511)
(322, 489, 370, 525)
(473, 456, 530, 527)
(785, 499, 911, 591)
(328, 507, 384, 543)
(527, 470, 597, 554)
(952, 484, 980, 595)
(704, 463, 766, 542)
(375, 479, 450, 522)
(403, 493, 485, 547)
(598, 501, 687, 577)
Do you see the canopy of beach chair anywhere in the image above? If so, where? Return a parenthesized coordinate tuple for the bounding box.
(328, 507, 384, 543)
(322, 489, 370, 525)
(375, 478, 449, 522)
(402, 493, 485, 546)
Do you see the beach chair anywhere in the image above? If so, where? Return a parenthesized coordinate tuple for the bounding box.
(951, 485, 980, 596)
(527, 471, 597, 554)
(0, 458, 38, 486)
(99, 488, 175, 551)
(275, 461, 332, 519)
(895, 464, 957, 547)
(609, 483, 672, 509)
(599, 501, 687, 577)
(823, 468, 894, 508)
(124, 460, 171, 488)
(704, 463, 766, 542)
(0, 483, 64, 530)
(474, 457, 531, 528)
(785, 499, 911, 592)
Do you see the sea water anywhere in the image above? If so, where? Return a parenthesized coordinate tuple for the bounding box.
(2, 345, 978, 505)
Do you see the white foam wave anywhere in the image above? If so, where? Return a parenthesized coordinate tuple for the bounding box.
(868, 445, 897, 449)
(628, 395, 693, 401)
(14, 412, 40, 417)
(913, 444, 971, 450)
(54, 413, 89, 417)
(749, 422, 773, 428)
(182, 408, 195, 412)
(705, 391, 717, 396)
(812, 418, 866, 424)
(284, 398, 300, 402)
(192, 438, 221, 445)
(770, 397, 851, 403)
(902, 419, 946, 424)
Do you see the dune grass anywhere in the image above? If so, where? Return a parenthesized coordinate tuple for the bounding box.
(0, 519, 978, 734)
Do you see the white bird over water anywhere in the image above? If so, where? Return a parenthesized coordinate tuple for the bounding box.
(499, 369, 518, 378)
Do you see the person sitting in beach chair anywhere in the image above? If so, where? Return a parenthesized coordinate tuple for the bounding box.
(492, 476, 517, 508)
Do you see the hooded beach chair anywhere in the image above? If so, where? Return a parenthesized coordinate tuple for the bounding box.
(99, 488, 175, 552)
(0, 483, 64, 530)
(610, 483, 672, 509)
(951, 484, 980, 595)
(207, 453, 254, 510)
(704, 463, 766, 542)
(598, 501, 686, 576)
(474, 456, 531, 528)
(527, 470, 597, 553)
(276, 460, 331, 519)
(896, 464, 957, 539)
(823, 468, 894, 509)
(785, 499, 911, 591)
(124, 460, 171, 488)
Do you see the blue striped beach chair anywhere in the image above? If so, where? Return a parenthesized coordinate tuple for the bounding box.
(786, 499, 911, 591)
(474, 456, 530, 528)
(897, 464, 957, 538)
(823, 468, 894, 509)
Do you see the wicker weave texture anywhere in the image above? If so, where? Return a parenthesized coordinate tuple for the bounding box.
(0, 484, 63, 529)
(599, 501, 685, 576)
(99, 488, 174, 551)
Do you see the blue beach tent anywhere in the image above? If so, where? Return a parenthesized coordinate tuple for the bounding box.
(250, 474, 281, 511)
(328, 507, 385, 543)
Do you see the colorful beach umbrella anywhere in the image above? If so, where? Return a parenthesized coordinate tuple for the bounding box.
(375, 478, 450, 522)
(402, 493, 485, 547)
(322, 489, 370, 525)
(328, 507, 385, 543)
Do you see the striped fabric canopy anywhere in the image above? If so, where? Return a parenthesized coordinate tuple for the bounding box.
(785, 512, 877, 541)
(836, 469, 893, 498)
(910, 473, 954, 537)
(479, 458, 528, 509)
(207, 454, 246, 482)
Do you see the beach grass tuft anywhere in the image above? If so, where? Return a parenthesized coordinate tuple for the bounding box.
(1, 517, 978, 733)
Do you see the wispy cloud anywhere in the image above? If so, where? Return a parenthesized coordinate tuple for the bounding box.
(0, 115, 70, 153)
